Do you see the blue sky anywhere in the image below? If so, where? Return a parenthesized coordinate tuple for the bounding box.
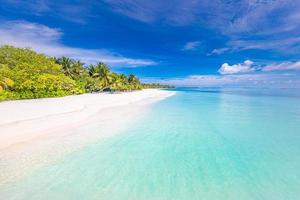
(0, 0, 300, 88)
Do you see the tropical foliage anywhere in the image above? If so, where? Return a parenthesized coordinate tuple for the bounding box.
(0, 46, 173, 101)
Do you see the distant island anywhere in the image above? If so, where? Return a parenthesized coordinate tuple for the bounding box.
(0, 45, 173, 101)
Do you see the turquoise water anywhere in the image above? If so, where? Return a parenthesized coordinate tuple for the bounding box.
(2, 88, 300, 200)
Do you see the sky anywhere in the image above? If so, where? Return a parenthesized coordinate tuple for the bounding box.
(0, 0, 300, 88)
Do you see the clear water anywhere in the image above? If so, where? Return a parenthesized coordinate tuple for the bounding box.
(1, 88, 300, 200)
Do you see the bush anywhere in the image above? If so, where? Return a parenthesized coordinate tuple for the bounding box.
(0, 45, 173, 101)
(0, 46, 81, 100)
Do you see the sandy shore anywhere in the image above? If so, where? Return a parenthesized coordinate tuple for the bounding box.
(0, 89, 175, 150)
(0, 89, 175, 184)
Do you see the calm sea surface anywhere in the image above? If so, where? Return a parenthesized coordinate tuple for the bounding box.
(1, 88, 300, 200)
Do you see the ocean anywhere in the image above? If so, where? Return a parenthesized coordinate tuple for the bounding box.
(1, 88, 300, 200)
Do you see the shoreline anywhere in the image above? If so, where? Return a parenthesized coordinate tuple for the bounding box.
(0, 89, 175, 184)
(0, 89, 175, 150)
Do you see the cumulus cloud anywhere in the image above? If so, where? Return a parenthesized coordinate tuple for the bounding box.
(217, 60, 300, 74)
(142, 59, 300, 88)
(142, 58, 300, 88)
(182, 41, 201, 51)
(218, 60, 255, 75)
(263, 61, 300, 72)
(0, 20, 156, 67)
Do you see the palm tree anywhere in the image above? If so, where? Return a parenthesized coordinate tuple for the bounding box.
(119, 74, 128, 83)
(56, 57, 74, 77)
(110, 73, 123, 91)
(88, 64, 97, 77)
(128, 74, 141, 89)
(72, 60, 86, 79)
(88, 62, 112, 91)
(55, 57, 87, 80)
(128, 74, 139, 84)
(117, 74, 130, 91)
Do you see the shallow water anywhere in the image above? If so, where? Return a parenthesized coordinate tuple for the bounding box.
(1, 88, 300, 200)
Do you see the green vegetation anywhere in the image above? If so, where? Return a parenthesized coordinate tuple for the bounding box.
(0, 45, 173, 101)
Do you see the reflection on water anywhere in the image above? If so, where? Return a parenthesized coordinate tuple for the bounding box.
(1, 88, 300, 200)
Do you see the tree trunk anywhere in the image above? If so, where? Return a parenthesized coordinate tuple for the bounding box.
(99, 85, 110, 92)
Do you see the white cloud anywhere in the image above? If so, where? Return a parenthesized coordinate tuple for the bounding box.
(142, 73, 300, 88)
(3, 0, 300, 54)
(208, 47, 230, 55)
(142, 58, 300, 88)
(218, 60, 255, 75)
(1, 1, 95, 24)
(243, 60, 253, 66)
(182, 41, 201, 51)
(263, 61, 300, 72)
(217, 60, 300, 74)
(104, 0, 202, 25)
(104, 0, 300, 37)
(227, 37, 300, 53)
(0, 20, 156, 67)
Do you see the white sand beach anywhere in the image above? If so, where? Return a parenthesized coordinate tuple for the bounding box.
(0, 89, 175, 149)
(0, 89, 175, 184)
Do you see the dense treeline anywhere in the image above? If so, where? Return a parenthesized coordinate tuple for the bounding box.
(0, 46, 173, 101)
